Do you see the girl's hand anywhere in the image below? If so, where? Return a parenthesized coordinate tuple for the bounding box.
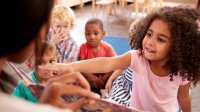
(50, 27, 65, 44)
(105, 78, 113, 93)
(37, 63, 69, 77)
(39, 72, 100, 110)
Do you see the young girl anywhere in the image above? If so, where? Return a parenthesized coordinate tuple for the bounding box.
(41, 6, 200, 112)
(13, 42, 58, 103)
(79, 18, 117, 95)
(47, 5, 79, 63)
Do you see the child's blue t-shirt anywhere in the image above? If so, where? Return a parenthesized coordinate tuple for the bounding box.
(12, 71, 39, 103)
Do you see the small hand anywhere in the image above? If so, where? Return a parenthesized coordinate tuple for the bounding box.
(50, 27, 65, 44)
(105, 78, 113, 93)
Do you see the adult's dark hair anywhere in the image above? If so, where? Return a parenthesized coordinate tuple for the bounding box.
(129, 6, 200, 86)
(0, 0, 54, 57)
(0, 0, 54, 93)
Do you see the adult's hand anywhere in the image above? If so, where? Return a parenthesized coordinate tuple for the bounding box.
(38, 72, 100, 111)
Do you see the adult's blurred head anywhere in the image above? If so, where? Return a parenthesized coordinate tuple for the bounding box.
(0, 0, 54, 63)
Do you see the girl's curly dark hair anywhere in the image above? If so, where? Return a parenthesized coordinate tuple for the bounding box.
(129, 6, 200, 86)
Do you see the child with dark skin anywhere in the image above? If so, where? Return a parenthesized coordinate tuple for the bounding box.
(79, 18, 117, 95)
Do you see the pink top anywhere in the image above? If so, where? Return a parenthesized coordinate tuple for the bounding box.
(129, 50, 189, 112)
(79, 41, 116, 60)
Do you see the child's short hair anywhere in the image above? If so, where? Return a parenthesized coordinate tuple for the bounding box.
(129, 6, 200, 85)
(85, 18, 104, 31)
(51, 5, 76, 28)
(36, 42, 57, 66)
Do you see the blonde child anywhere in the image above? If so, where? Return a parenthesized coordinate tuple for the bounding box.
(47, 5, 79, 63)
(41, 6, 200, 112)
(13, 42, 58, 103)
(79, 18, 117, 95)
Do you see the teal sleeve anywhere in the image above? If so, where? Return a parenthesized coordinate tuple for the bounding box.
(12, 81, 38, 103)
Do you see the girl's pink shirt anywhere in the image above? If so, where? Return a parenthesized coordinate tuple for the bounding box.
(129, 50, 189, 112)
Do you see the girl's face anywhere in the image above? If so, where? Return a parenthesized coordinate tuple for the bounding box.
(85, 23, 105, 48)
(52, 19, 71, 36)
(142, 19, 172, 63)
(36, 51, 57, 80)
(37, 52, 57, 66)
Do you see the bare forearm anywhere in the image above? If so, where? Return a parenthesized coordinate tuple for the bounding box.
(178, 95, 191, 112)
(64, 52, 131, 74)
(69, 57, 120, 73)
(108, 69, 123, 82)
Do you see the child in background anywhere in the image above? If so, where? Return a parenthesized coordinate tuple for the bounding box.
(13, 42, 58, 103)
(47, 5, 79, 63)
(42, 6, 200, 112)
(79, 18, 117, 95)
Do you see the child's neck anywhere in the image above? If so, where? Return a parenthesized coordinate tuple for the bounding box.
(149, 60, 171, 77)
(91, 44, 101, 52)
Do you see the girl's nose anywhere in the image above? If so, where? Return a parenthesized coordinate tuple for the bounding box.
(146, 37, 155, 46)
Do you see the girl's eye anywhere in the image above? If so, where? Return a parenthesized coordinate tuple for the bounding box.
(56, 25, 60, 28)
(50, 60, 56, 64)
(158, 37, 166, 42)
(146, 32, 152, 37)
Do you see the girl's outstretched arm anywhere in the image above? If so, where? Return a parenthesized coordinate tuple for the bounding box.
(69, 52, 131, 73)
(38, 52, 132, 79)
(178, 83, 191, 112)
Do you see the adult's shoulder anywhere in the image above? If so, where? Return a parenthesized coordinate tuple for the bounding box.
(0, 92, 72, 112)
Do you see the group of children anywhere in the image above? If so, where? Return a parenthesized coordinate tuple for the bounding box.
(11, 1, 200, 112)
(13, 4, 115, 102)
